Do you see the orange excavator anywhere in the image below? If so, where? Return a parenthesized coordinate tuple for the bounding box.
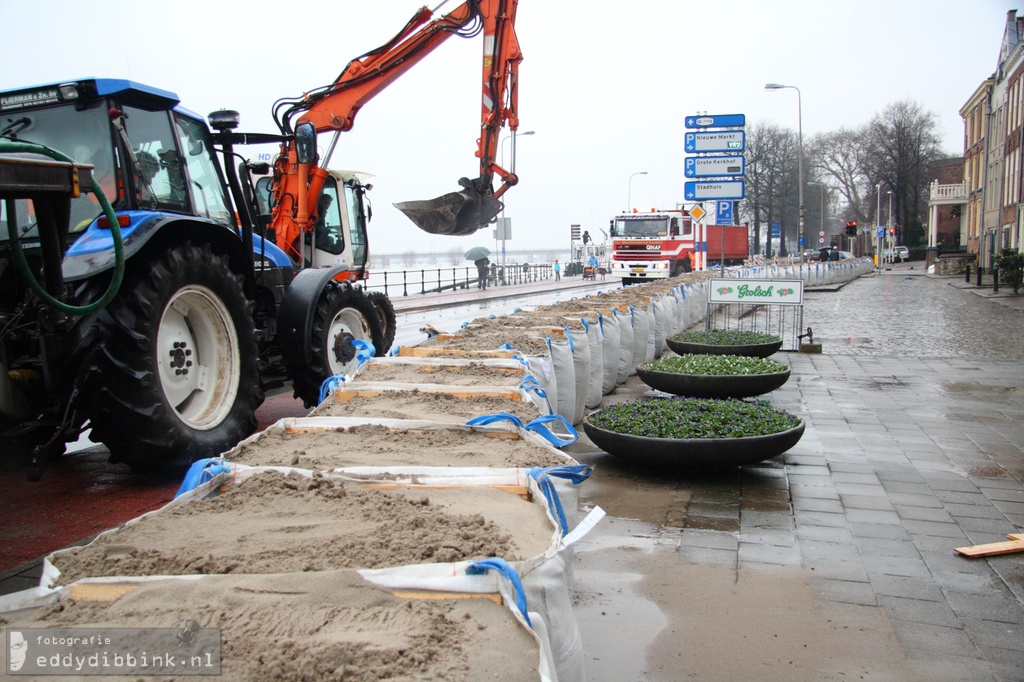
(266, 0, 523, 264)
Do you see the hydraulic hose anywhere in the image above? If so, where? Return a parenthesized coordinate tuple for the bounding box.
(0, 139, 124, 315)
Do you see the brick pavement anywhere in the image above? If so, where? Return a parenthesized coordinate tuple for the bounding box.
(572, 268, 1024, 680)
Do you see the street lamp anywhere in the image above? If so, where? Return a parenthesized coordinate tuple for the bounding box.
(887, 190, 893, 249)
(765, 83, 803, 262)
(876, 182, 883, 271)
(627, 171, 648, 211)
(497, 130, 535, 281)
(808, 181, 825, 252)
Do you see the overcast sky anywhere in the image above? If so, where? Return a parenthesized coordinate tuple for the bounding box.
(0, 0, 1015, 257)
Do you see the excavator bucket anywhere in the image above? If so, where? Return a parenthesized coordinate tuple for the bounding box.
(394, 177, 503, 236)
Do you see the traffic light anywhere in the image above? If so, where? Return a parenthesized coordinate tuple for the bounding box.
(889, 227, 895, 236)
(844, 221, 858, 237)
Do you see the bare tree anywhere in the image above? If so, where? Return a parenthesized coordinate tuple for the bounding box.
(807, 127, 872, 226)
(864, 100, 942, 246)
(742, 121, 799, 256)
(401, 250, 418, 268)
(447, 247, 463, 265)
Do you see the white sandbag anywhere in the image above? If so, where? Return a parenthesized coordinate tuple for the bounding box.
(613, 308, 634, 384)
(547, 337, 576, 423)
(652, 296, 670, 356)
(581, 318, 603, 408)
(564, 327, 590, 426)
(629, 306, 649, 373)
(597, 311, 620, 395)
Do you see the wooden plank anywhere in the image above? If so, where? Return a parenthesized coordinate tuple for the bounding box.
(388, 590, 502, 604)
(1009, 534, 1023, 542)
(954, 539, 1024, 558)
(362, 484, 531, 501)
(69, 583, 139, 602)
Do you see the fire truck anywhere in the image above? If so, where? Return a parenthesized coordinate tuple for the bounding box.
(609, 209, 748, 284)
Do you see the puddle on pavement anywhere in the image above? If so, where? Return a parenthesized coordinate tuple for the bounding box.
(572, 516, 668, 681)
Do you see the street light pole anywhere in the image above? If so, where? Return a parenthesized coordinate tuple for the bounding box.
(627, 171, 648, 211)
(765, 83, 803, 262)
(876, 182, 883, 271)
(808, 181, 824, 251)
(887, 190, 893, 251)
(498, 130, 535, 282)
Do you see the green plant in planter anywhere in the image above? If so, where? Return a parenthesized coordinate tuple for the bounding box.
(589, 397, 801, 439)
(671, 329, 781, 346)
(995, 247, 1023, 294)
(644, 354, 788, 376)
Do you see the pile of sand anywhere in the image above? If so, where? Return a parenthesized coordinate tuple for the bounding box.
(3, 570, 540, 681)
(353, 361, 523, 387)
(312, 390, 541, 423)
(227, 424, 572, 470)
(53, 471, 556, 585)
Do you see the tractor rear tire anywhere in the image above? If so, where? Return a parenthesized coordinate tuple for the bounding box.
(288, 282, 384, 407)
(366, 290, 397, 356)
(76, 242, 263, 471)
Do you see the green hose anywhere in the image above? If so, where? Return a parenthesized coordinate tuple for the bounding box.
(0, 139, 125, 315)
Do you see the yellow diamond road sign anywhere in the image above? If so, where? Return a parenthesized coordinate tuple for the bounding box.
(689, 204, 706, 222)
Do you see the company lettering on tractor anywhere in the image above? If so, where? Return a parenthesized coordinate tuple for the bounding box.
(608, 208, 748, 285)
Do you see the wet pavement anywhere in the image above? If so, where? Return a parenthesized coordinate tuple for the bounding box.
(3, 265, 1023, 681)
(566, 264, 1024, 681)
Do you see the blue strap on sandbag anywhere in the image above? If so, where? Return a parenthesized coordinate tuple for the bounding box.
(499, 343, 515, 350)
(524, 414, 578, 448)
(465, 413, 526, 429)
(564, 327, 575, 352)
(317, 339, 376, 404)
(518, 375, 553, 415)
(175, 458, 231, 499)
(353, 338, 375, 368)
(318, 374, 346, 405)
(526, 464, 594, 534)
(466, 558, 531, 627)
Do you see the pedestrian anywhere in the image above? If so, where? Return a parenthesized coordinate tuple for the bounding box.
(554, 259, 561, 281)
(582, 230, 591, 245)
(818, 246, 829, 262)
(829, 245, 839, 262)
(475, 257, 489, 290)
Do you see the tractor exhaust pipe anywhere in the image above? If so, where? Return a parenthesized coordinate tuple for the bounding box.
(394, 177, 502, 236)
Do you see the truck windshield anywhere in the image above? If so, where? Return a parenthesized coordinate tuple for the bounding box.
(614, 218, 668, 238)
(0, 102, 119, 240)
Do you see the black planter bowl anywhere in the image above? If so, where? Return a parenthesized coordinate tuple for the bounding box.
(666, 337, 783, 358)
(636, 365, 791, 399)
(582, 417, 805, 469)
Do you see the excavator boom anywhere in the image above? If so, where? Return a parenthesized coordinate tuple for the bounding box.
(270, 0, 522, 257)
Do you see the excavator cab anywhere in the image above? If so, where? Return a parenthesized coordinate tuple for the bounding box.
(394, 176, 502, 236)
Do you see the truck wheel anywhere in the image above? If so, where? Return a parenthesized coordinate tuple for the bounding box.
(288, 282, 384, 407)
(77, 243, 262, 470)
(366, 290, 397, 356)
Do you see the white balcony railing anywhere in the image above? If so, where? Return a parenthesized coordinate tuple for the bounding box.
(929, 180, 968, 203)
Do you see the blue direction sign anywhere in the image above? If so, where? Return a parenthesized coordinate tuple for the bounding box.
(685, 114, 746, 129)
(685, 131, 746, 153)
(684, 180, 745, 201)
(716, 200, 733, 225)
(684, 155, 745, 178)
(876, 225, 885, 238)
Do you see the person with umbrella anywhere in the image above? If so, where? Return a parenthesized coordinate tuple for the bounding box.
(465, 246, 491, 290)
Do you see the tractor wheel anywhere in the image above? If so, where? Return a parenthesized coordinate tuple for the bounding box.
(366, 290, 397, 356)
(288, 282, 384, 407)
(75, 242, 263, 471)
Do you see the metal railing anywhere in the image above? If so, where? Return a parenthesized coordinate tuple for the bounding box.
(366, 262, 555, 297)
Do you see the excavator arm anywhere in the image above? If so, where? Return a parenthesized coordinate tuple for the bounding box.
(269, 0, 522, 260)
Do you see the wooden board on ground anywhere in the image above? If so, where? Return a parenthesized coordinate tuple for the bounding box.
(954, 533, 1024, 558)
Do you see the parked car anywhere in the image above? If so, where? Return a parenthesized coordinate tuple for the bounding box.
(893, 246, 910, 261)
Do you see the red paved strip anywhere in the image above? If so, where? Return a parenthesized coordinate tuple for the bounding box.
(0, 392, 309, 574)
